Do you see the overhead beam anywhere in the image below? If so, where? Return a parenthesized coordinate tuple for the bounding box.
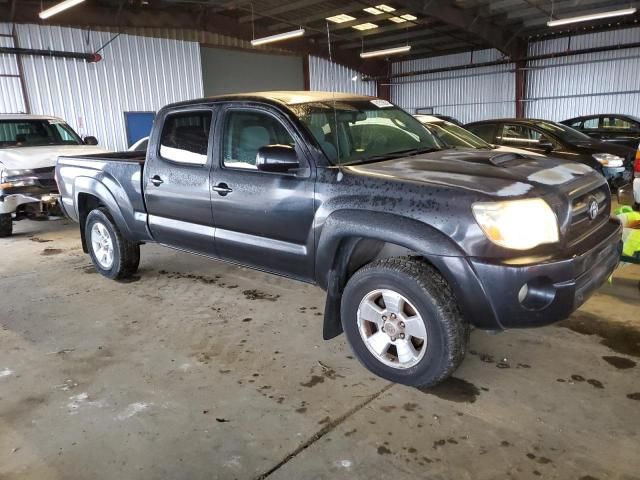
(397, 0, 528, 58)
(1, 2, 387, 77)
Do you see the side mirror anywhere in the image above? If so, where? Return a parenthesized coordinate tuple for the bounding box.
(538, 137, 554, 152)
(84, 136, 99, 146)
(256, 145, 300, 173)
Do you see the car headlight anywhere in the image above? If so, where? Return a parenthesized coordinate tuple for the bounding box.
(593, 153, 624, 168)
(472, 198, 559, 250)
(0, 168, 37, 189)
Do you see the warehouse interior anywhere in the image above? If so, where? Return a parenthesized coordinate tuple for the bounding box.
(1, 1, 639, 479)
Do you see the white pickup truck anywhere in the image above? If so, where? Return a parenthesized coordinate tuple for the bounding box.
(0, 114, 106, 236)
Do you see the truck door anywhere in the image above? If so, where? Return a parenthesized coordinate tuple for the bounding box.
(209, 105, 315, 281)
(143, 107, 217, 255)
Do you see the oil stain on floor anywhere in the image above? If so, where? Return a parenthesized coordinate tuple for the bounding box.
(417, 377, 480, 403)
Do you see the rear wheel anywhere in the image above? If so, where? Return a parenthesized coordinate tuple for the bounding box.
(85, 207, 139, 279)
(0, 214, 12, 237)
(341, 257, 469, 387)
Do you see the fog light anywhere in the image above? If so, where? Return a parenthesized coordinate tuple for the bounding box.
(518, 277, 556, 311)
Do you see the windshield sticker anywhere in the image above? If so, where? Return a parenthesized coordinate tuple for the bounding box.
(370, 99, 394, 108)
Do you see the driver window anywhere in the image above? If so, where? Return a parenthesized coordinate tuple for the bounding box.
(223, 110, 295, 170)
(499, 124, 541, 146)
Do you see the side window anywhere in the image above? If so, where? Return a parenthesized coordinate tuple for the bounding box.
(582, 117, 598, 129)
(467, 124, 495, 142)
(602, 116, 634, 130)
(498, 124, 541, 146)
(223, 110, 295, 170)
(159, 111, 212, 165)
(568, 119, 583, 129)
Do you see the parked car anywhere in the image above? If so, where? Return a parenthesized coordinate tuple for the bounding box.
(0, 114, 105, 237)
(561, 114, 640, 149)
(415, 115, 543, 157)
(56, 92, 622, 387)
(466, 118, 635, 188)
(430, 114, 464, 127)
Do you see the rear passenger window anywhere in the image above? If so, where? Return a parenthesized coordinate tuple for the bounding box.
(159, 111, 212, 165)
(222, 110, 295, 170)
(602, 116, 634, 129)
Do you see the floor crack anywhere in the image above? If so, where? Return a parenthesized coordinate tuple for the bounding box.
(254, 382, 394, 480)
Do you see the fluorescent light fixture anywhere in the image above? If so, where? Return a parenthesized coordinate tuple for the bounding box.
(547, 7, 636, 27)
(251, 28, 305, 46)
(326, 14, 356, 23)
(352, 22, 379, 31)
(39, 0, 86, 19)
(376, 4, 396, 12)
(364, 7, 383, 14)
(360, 44, 411, 58)
(401, 13, 417, 21)
(389, 16, 407, 23)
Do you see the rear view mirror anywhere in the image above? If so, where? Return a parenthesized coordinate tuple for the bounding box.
(256, 145, 300, 173)
(84, 136, 99, 145)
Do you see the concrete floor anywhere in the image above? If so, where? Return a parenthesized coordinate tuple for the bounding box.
(1, 218, 639, 480)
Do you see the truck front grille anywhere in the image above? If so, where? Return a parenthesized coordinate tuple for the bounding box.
(567, 185, 610, 247)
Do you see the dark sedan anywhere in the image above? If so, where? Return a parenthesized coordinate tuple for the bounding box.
(561, 114, 640, 149)
(466, 118, 635, 188)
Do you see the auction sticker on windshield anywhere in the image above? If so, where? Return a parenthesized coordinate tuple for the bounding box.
(371, 99, 394, 108)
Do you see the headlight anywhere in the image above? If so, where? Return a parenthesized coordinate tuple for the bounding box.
(0, 168, 37, 189)
(593, 153, 624, 168)
(472, 198, 559, 250)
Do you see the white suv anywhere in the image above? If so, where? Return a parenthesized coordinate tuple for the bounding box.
(0, 115, 106, 236)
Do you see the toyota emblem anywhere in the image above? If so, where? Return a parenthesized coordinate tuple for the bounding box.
(588, 198, 598, 220)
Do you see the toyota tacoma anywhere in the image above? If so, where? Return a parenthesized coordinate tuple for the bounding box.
(56, 92, 622, 387)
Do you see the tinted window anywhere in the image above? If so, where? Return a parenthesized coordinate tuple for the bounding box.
(159, 111, 212, 165)
(0, 119, 82, 148)
(421, 120, 491, 149)
(583, 118, 598, 129)
(498, 124, 546, 147)
(223, 110, 294, 170)
(467, 124, 496, 142)
(602, 116, 637, 130)
(567, 119, 583, 128)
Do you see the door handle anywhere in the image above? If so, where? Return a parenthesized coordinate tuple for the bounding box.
(150, 175, 164, 186)
(212, 183, 233, 196)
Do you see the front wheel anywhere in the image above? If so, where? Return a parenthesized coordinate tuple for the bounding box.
(0, 213, 12, 237)
(85, 207, 140, 279)
(341, 257, 469, 387)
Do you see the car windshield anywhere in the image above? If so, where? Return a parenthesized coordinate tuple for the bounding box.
(533, 120, 592, 144)
(291, 100, 444, 165)
(0, 119, 83, 149)
(418, 118, 492, 149)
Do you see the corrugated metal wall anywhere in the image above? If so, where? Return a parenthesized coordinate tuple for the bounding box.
(526, 26, 640, 120)
(309, 55, 377, 96)
(0, 23, 203, 151)
(0, 24, 26, 113)
(391, 49, 516, 123)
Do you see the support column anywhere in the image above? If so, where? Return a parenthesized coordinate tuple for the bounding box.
(515, 59, 527, 118)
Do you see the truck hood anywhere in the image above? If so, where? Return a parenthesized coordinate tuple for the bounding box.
(345, 149, 600, 198)
(0, 145, 108, 170)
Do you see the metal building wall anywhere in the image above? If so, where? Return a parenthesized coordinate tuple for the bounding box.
(308, 56, 377, 96)
(526, 26, 640, 120)
(0, 24, 26, 113)
(391, 49, 516, 123)
(0, 23, 203, 151)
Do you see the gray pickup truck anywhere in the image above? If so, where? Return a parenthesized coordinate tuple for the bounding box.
(56, 92, 622, 387)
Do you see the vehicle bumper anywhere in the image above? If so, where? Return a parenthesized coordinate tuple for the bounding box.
(602, 166, 631, 187)
(0, 187, 61, 215)
(441, 219, 622, 330)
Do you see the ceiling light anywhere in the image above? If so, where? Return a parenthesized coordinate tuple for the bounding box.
(376, 4, 396, 12)
(547, 7, 637, 27)
(360, 45, 411, 58)
(251, 28, 305, 46)
(39, 0, 86, 19)
(326, 14, 356, 23)
(352, 23, 379, 31)
(364, 7, 383, 15)
(389, 16, 407, 23)
(401, 14, 417, 21)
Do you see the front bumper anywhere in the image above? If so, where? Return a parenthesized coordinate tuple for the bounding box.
(0, 186, 60, 215)
(445, 219, 622, 330)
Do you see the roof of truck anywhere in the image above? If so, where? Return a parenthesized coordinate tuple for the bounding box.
(167, 91, 378, 109)
(0, 114, 66, 121)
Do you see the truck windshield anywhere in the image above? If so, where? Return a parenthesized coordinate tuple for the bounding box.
(0, 119, 83, 148)
(292, 100, 444, 165)
(418, 119, 492, 149)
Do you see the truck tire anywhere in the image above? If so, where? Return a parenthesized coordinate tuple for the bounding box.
(0, 214, 12, 237)
(341, 257, 469, 387)
(85, 207, 140, 280)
